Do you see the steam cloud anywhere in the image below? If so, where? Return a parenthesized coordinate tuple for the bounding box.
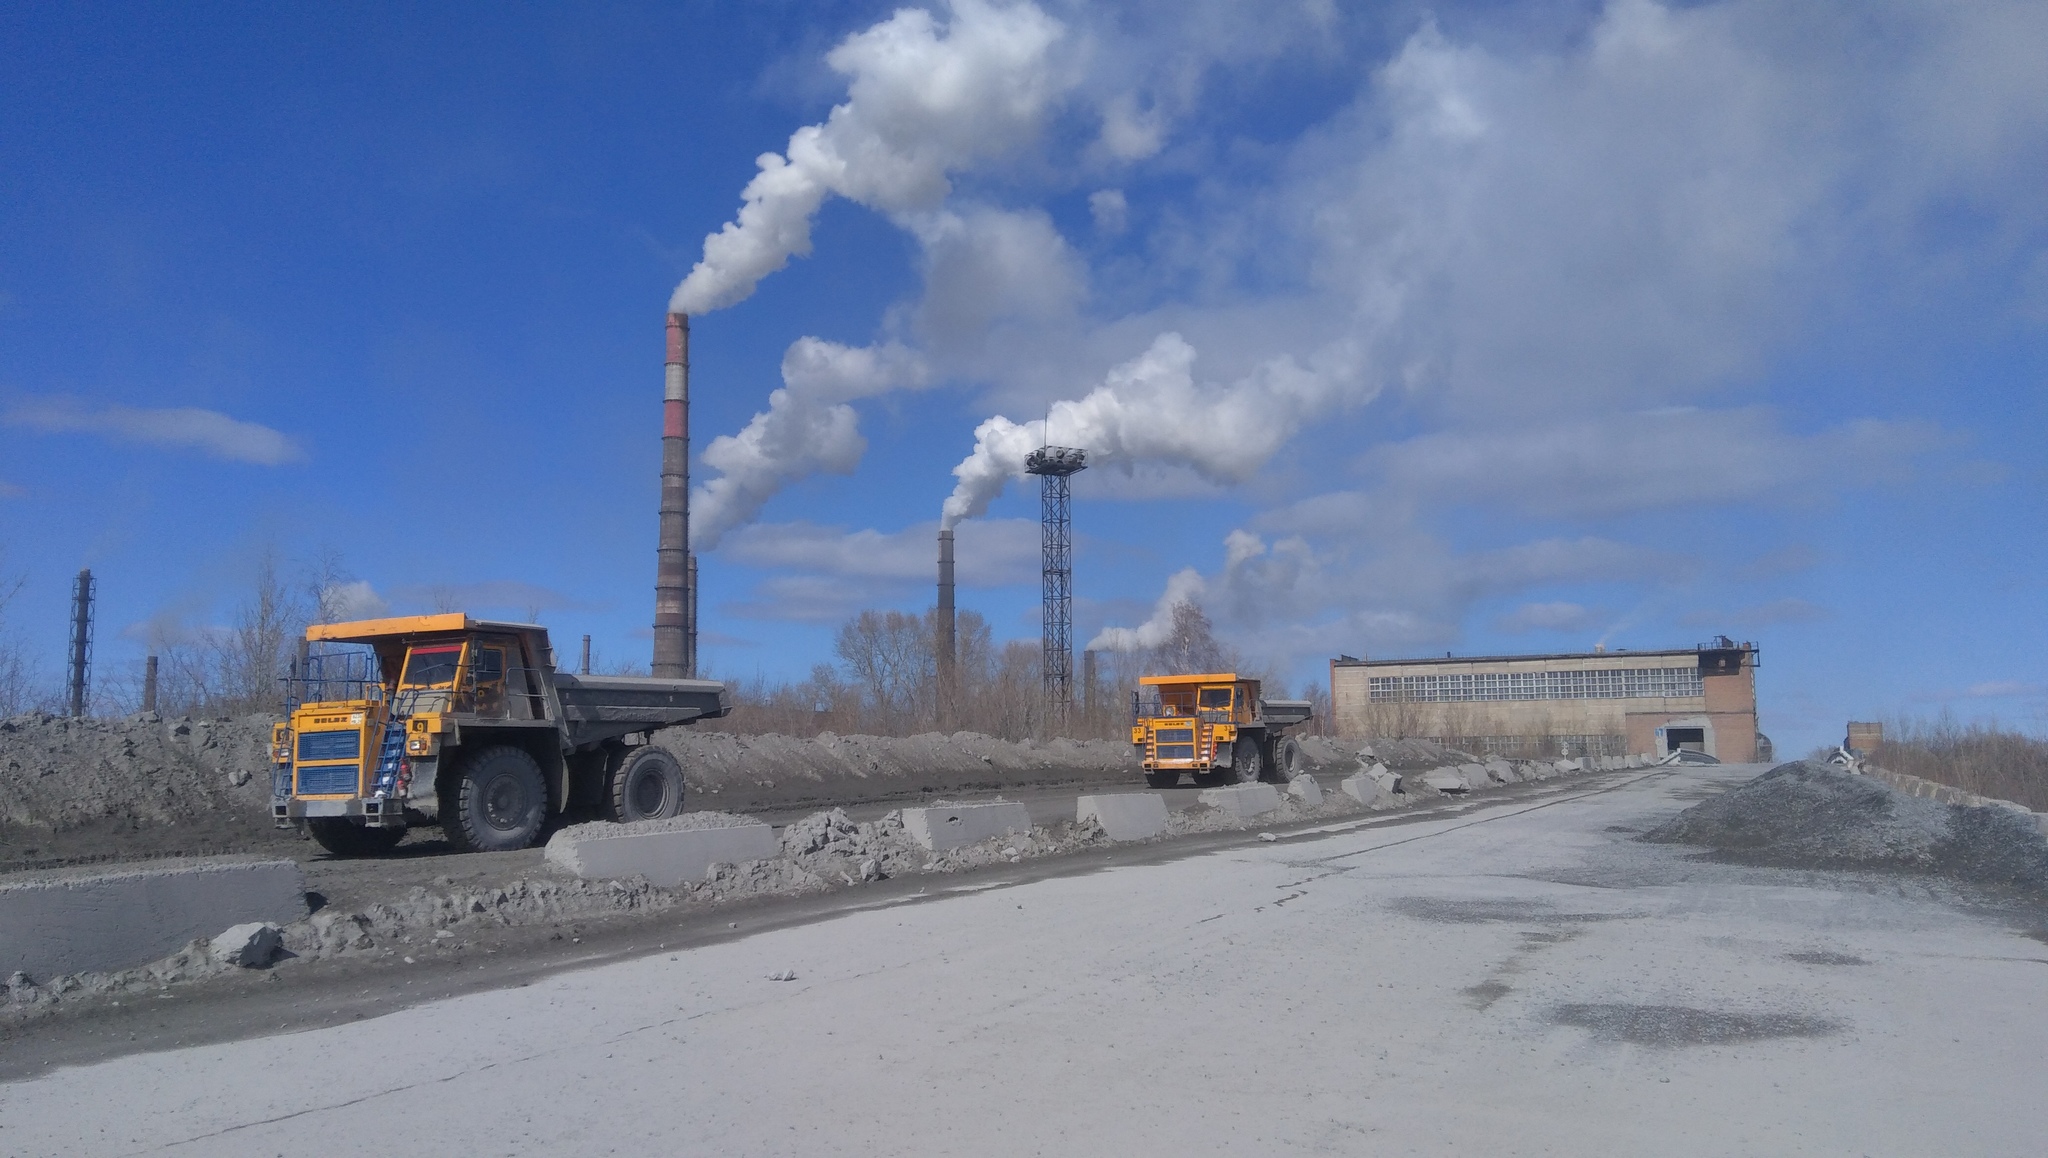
(669, 0, 1070, 315)
(693, 339, 930, 550)
(940, 332, 1358, 528)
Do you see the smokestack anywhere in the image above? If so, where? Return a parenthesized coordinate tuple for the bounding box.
(937, 529, 956, 722)
(580, 635, 591, 676)
(654, 313, 693, 678)
(142, 654, 158, 714)
(66, 568, 95, 718)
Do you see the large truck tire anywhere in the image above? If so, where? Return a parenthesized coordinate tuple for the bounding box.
(307, 818, 406, 857)
(443, 745, 548, 853)
(1144, 769, 1180, 789)
(1232, 735, 1265, 784)
(602, 745, 686, 824)
(1274, 736, 1304, 779)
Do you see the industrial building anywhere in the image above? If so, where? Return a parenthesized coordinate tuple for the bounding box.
(1329, 638, 1761, 761)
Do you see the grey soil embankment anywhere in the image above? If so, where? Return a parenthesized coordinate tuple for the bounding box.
(1643, 759, 2048, 889)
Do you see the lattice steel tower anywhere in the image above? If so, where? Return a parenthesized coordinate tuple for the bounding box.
(1025, 445, 1087, 724)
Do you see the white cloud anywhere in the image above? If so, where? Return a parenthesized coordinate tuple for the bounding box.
(1682, 597, 1828, 630)
(0, 479, 23, 499)
(1497, 601, 1601, 635)
(1086, 567, 1204, 651)
(721, 518, 1038, 588)
(1088, 189, 1128, 235)
(693, 339, 930, 550)
(319, 580, 388, 622)
(670, 0, 1074, 315)
(4, 397, 302, 465)
(1363, 408, 1951, 519)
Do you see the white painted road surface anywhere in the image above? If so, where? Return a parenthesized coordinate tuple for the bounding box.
(8, 764, 2048, 1156)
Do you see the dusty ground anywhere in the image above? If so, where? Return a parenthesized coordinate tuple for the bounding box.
(11, 762, 2048, 1156)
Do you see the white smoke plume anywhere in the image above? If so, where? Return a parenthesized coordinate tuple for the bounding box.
(670, 0, 1071, 315)
(939, 332, 1358, 527)
(1085, 566, 1205, 652)
(693, 339, 930, 549)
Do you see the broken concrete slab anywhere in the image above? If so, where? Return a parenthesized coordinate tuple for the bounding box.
(544, 821, 779, 887)
(1554, 758, 1583, 774)
(211, 922, 281, 968)
(1288, 775, 1324, 807)
(901, 801, 1033, 852)
(1422, 769, 1469, 794)
(0, 858, 307, 980)
(1340, 772, 1388, 807)
(1197, 783, 1283, 819)
(1484, 760, 1516, 784)
(1458, 764, 1492, 791)
(1076, 793, 1169, 841)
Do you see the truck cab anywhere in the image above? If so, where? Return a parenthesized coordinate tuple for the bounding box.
(1129, 672, 1312, 788)
(272, 613, 728, 856)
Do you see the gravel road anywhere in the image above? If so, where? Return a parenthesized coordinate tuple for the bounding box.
(9, 762, 2048, 1156)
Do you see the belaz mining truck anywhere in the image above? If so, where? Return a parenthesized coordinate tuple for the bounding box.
(270, 614, 728, 856)
(1130, 672, 1313, 788)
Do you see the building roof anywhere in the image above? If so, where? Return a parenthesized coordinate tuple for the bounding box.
(1332, 648, 1707, 669)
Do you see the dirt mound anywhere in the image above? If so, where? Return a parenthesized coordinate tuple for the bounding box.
(1644, 760, 2048, 889)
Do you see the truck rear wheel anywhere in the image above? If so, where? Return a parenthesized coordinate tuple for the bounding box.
(307, 818, 406, 857)
(1144, 770, 1180, 789)
(1232, 736, 1265, 784)
(443, 745, 548, 853)
(1275, 736, 1303, 778)
(603, 746, 685, 823)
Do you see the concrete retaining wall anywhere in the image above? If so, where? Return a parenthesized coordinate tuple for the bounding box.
(544, 823, 780, 887)
(903, 802, 1033, 852)
(1198, 783, 1282, 819)
(1862, 766, 2048, 837)
(1077, 794, 1169, 841)
(0, 858, 307, 980)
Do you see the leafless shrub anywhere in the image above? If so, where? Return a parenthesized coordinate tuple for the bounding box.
(1876, 713, 2048, 811)
(0, 554, 47, 716)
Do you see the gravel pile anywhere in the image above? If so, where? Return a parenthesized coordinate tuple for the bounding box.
(1643, 760, 2048, 889)
(0, 712, 275, 830)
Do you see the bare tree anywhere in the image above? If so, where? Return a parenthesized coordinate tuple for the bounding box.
(0, 554, 40, 716)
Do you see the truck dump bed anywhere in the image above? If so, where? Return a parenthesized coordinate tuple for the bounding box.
(551, 673, 730, 749)
(1260, 699, 1313, 728)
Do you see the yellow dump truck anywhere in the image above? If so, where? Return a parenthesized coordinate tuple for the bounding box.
(1129, 672, 1313, 788)
(270, 614, 728, 855)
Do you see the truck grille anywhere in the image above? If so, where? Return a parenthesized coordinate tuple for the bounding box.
(296, 764, 361, 795)
(1155, 745, 1196, 760)
(298, 731, 361, 761)
(1155, 728, 1194, 743)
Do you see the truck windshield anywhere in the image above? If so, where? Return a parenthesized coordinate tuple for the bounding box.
(1199, 688, 1233, 709)
(400, 643, 464, 688)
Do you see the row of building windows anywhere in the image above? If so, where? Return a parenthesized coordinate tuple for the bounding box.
(1367, 666, 1703, 703)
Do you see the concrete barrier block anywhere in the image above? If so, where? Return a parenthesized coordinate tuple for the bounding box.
(212, 922, 281, 968)
(1077, 793, 1169, 841)
(1422, 769, 1468, 794)
(1458, 764, 1492, 791)
(1340, 772, 1386, 806)
(0, 859, 307, 981)
(545, 822, 779, 887)
(1554, 758, 1583, 774)
(902, 801, 1033, 852)
(1197, 783, 1283, 819)
(1287, 775, 1323, 807)
(1484, 760, 1516, 784)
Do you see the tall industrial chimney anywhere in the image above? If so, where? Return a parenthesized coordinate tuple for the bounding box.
(66, 568, 95, 718)
(654, 313, 694, 678)
(937, 529, 956, 723)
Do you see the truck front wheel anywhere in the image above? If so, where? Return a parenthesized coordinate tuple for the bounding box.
(443, 745, 548, 853)
(307, 819, 406, 857)
(603, 746, 685, 823)
(1232, 736, 1265, 784)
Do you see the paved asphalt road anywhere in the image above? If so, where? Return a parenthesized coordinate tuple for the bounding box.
(7, 763, 2047, 1156)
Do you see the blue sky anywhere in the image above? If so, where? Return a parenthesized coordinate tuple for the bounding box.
(2, 0, 2042, 753)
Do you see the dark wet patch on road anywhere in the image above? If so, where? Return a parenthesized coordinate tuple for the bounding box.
(1464, 980, 1511, 1010)
(1550, 1002, 1841, 1046)
(1392, 897, 1634, 924)
(1786, 951, 1868, 966)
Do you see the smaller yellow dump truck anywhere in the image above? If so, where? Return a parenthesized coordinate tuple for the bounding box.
(1129, 672, 1313, 788)
(270, 614, 728, 856)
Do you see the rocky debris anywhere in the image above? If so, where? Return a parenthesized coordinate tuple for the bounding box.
(1643, 760, 2048, 889)
(1345, 739, 1481, 770)
(211, 922, 281, 968)
(0, 712, 276, 833)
